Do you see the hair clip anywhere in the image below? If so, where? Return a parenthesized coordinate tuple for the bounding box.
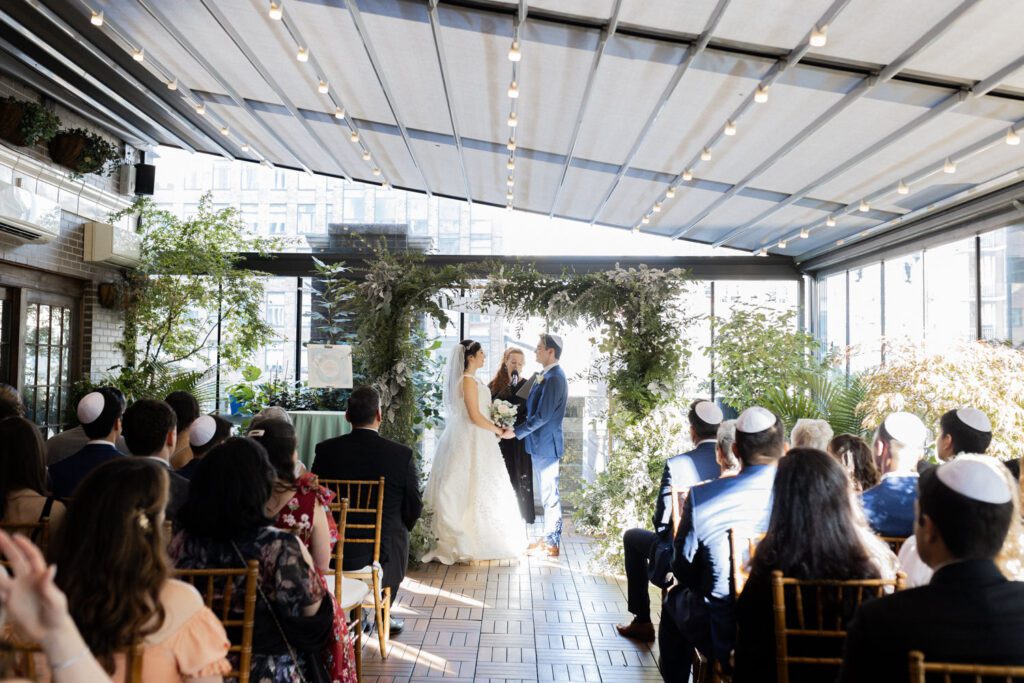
(136, 511, 151, 531)
(247, 429, 266, 437)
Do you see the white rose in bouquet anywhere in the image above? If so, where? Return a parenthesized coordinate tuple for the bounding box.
(490, 399, 518, 429)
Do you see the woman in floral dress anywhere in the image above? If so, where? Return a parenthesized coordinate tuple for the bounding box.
(251, 418, 358, 683)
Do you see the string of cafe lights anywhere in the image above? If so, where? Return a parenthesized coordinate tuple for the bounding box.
(504, 21, 522, 210)
(266, 1, 389, 187)
(84, 3, 268, 165)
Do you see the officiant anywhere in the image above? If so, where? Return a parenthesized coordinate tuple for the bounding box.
(489, 347, 536, 523)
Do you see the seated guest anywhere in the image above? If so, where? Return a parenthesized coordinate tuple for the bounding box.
(122, 399, 191, 522)
(840, 455, 1024, 681)
(0, 416, 66, 531)
(48, 389, 126, 499)
(828, 434, 879, 492)
(170, 438, 334, 681)
(715, 419, 739, 476)
(616, 399, 723, 642)
(312, 386, 423, 633)
(861, 412, 927, 537)
(165, 391, 200, 470)
(936, 407, 992, 462)
(176, 414, 232, 480)
(790, 418, 833, 451)
(45, 387, 128, 466)
(733, 448, 897, 682)
(51, 458, 231, 681)
(251, 419, 357, 683)
(256, 405, 293, 425)
(659, 407, 784, 681)
(0, 383, 24, 419)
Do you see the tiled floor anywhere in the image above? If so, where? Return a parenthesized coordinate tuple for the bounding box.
(359, 517, 664, 683)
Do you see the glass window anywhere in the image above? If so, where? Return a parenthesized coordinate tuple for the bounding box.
(819, 272, 847, 358)
(344, 193, 366, 222)
(22, 303, 74, 437)
(265, 291, 287, 329)
(297, 204, 317, 234)
(438, 198, 461, 236)
(298, 172, 320, 190)
(848, 263, 881, 372)
(980, 226, 1024, 346)
(240, 164, 260, 190)
(212, 163, 232, 190)
(183, 166, 207, 190)
(884, 252, 924, 349)
(273, 169, 289, 190)
(408, 196, 430, 234)
(240, 203, 259, 234)
(268, 204, 287, 235)
(374, 193, 405, 224)
(924, 237, 977, 346)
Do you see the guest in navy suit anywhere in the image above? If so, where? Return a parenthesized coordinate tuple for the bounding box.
(861, 412, 928, 538)
(122, 399, 191, 523)
(659, 407, 784, 682)
(616, 400, 723, 642)
(936, 407, 992, 462)
(48, 389, 125, 499)
(841, 455, 1024, 682)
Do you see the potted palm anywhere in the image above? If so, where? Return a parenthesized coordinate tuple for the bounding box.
(48, 127, 122, 177)
(0, 97, 60, 147)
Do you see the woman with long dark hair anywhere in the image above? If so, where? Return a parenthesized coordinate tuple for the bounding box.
(0, 416, 65, 533)
(169, 437, 334, 683)
(50, 458, 230, 681)
(488, 347, 535, 523)
(250, 419, 357, 683)
(828, 433, 880, 492)
(732, 448, 897, 682)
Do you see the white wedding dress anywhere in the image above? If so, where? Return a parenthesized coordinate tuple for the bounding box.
(422, 357, 527, 564)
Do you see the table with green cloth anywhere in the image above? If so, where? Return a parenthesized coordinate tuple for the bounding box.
(287, 410, 351, 468)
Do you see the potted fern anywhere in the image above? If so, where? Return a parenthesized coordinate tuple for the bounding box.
(0, 96, 60, 147)
(48, 127, 122, 177)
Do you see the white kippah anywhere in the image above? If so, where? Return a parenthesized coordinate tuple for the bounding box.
(547, 333, 563, 351)
(189, 415, 217, 447)
(695, 400, 723, 425)
(956, 407, 992, 433)
(884, 412, 928, 446)
(736, 406, 776, 434)
(936, 454, 1011, 504)
(77, 391, 105, 424)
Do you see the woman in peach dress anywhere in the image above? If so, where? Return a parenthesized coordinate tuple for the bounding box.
(49, 458, 231, 682)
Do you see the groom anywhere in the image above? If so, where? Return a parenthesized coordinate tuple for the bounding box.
(504, 333, 568, 557)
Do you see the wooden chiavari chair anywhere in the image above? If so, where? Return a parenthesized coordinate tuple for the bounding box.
(0, 640, 144, 681)
(908, 651, 1024, 682)
(771, 569, 906, 683)
(175, 559, 259, 683)
(879, 535, 909, 555)
(322, 497, 370, 681)
(319, 477, 390, 657)
(727, 528, 764, 597)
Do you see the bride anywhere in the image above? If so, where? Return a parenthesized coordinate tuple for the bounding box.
(422, 339, 528, 563)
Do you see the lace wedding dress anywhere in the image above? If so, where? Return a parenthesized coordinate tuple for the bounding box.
(422, 346, 527, 564)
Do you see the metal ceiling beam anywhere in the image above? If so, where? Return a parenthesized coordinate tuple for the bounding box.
(546, 0, 622, 218)
(586, 0, 732, 225)
(198, 0, 347, 176)
(134, 0, 315, 174)
(668, 0, 981, 241)
(340, 0, 433, 195)
(716, 50, 1024, 249)
(427, 0, 472, 205)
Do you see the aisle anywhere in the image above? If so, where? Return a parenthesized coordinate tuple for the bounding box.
(360, 517, 663, 682)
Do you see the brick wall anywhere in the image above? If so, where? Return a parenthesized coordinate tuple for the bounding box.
(0, 75, 134, 381)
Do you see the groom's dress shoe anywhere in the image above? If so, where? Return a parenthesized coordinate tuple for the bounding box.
(526, 539, 545, 553)
(616, 619, 655, 643)
(545, 544, 560, 558)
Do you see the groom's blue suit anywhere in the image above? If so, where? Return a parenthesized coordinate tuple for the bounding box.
(515, 364, 568, 547)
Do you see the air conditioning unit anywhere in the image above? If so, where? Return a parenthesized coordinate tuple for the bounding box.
(0, 178, 61, 243)
(84, 221, 142, 269)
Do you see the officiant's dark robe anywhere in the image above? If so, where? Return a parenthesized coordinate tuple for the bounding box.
(311, 428, 423, 603)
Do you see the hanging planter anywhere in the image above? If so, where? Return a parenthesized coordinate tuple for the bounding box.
(0, 97, 60, 147)
(49, 128, 122, 177)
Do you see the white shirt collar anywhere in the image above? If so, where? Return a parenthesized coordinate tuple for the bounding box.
(86, 439, 116, 447)
(696, 438, 718, 446)
(142, 455, 171, 466)
(542, 361, 559, 374)
(881, 471, 919, 481)
(354, 426, 380, 433)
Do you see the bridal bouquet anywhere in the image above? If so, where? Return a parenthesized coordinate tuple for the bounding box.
(490, 399, 518, 429)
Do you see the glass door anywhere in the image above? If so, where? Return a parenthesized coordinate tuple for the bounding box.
(22, 296, 76, 438)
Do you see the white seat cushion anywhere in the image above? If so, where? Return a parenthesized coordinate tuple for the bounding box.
(337, 576, 371, 611)
(343, 561, 382, 578)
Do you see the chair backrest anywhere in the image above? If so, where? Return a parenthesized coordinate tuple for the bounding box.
(879, 535, 908, 555)
(322, 497, 349, 604)
(175, 559, 259, 683)
(908, 651, 1024, 682)
(0, 640, 144, 681)
(319, 477, 385, 564)
(771, 569, 906, 683)
(670, 485, 689, 537)
(727, 527, 764, 596)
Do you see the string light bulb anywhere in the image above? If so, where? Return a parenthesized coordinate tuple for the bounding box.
(220, 126, 230, 136)
(826, 216, 836, 227)
(361, 150, 371, 161)
(506, 175, 515, 187)
(632, 225, 640, 234)
(90, 10, 104, 26)
(506, 158, 515, 170)
(859, 199, 870, 212)
(682, 169, 693, 181)
(372, 167, 382, 177)
(897, 179, 909, 195)
(241, 143, 250, 153)
(810, 24, 828, 47)
(167, 78, 178, 91)
(666, 187, 676, 199)
(334, 107, 345, 120)
(724, 121, 737, 136)
(132, 48, 145, 62)
(195, 102, 206, 115)
(754, 85, 768, 103)
(507, 138, 516, 151)
(652, 202, 662, 213)
(296, 47, 309, 63)
(758, 248, 768, 257)
(350, 131, 359, 143)
(507, 112, 518, 127)
(800, 228, 809, 239)
(943, 157, 957, 174)
(700, 148, 712, 161)
(317, 80, 329, 94)
(506, 191, 514, 201)
(382, 180, 390, 190)
(778, 239, 787, 249)
(1007, 128, 1021, 145)
(836, 239, 846, 246)
(508, 81, 519, 99)
(641, 215, 650, 225)
(508, 40, 521, 62)
(268, 2, 283, 20)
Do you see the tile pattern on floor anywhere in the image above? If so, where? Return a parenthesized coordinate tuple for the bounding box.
(359, 517, 663, 683)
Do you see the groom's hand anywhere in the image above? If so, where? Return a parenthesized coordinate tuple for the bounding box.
(500, 428, 515, 439)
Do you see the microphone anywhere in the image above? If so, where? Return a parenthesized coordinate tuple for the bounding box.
(510, 370, 520, 385)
